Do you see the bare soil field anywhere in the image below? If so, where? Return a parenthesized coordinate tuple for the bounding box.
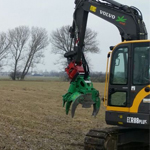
(0, 81, 109, 150)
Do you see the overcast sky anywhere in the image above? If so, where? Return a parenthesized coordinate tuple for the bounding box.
(0, 0, 149, 72)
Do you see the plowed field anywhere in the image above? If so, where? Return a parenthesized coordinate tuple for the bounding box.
(0, 81, 109, 150)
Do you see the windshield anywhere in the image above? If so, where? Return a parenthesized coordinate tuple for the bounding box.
(133, 42, 150, 85)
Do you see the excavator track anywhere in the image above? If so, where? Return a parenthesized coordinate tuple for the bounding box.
(84, 127, 150, 150)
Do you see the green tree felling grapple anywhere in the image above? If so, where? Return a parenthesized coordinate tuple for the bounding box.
(63, 75, 100, 117)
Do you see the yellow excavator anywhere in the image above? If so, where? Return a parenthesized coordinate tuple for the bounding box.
(62, 0, 150, 149)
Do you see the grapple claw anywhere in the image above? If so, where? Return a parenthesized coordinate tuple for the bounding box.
(62, 75, 101, 117)
(66, 101, 72, 115)
(92, 103, 100, 117)
(71, 94, 100, 117)
(71, 95, 83, 118)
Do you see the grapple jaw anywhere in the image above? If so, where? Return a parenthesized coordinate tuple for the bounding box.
(62, 75, 100, 117)
(71, 93, 100, 117)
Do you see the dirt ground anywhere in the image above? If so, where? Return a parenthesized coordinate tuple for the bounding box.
(0, 81, 109, 150)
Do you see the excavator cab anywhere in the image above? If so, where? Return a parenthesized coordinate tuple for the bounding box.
(104, 40, 150, 129)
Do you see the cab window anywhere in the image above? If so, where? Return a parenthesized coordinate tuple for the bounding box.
(133, 44, 150, 85)
(110, 47, 128, 85)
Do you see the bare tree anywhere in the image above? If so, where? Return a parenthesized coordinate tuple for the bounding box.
(50, 25, 100, 71)
(8, 26, 30, 80)
(8, 26, 49, 80)
(50, 25, 100, 55)
(0, 32, 11, 69)
(20, 27, 49, 80)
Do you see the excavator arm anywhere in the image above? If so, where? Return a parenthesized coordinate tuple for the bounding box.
(70, 0, 147, 62)
(63, 0, 148, 117)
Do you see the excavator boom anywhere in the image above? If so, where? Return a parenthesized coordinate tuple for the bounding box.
(70, 0, 148, 63)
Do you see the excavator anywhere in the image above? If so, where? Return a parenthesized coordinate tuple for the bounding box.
(62, 0, 150, 149)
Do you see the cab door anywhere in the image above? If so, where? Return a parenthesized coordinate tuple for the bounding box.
(107, 43, 131, 110)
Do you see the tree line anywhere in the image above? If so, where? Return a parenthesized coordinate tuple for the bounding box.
(0, 25, 100, 80)
(48, 71, 106, 82)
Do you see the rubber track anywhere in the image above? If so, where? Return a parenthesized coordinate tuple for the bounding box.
(84, 127, 150, 150)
